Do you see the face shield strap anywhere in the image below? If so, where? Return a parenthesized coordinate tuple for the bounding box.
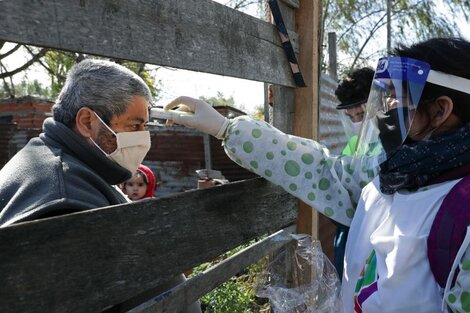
(427, 70, 470, 95)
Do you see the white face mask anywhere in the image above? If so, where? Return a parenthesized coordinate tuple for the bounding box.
(90, 112, 151, 173)
(351, 121, 363, 136)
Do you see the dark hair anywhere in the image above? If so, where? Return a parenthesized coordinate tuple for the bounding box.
(335, 67, 375, 110)
(392, 37, 470, 123)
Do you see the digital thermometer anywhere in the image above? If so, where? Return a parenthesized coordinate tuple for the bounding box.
(150, 108, 193, 120)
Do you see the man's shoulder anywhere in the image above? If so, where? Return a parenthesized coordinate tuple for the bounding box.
(15, 135, 63, 162)
(0, 139, 121, 226)
(0, 138, 65, 225)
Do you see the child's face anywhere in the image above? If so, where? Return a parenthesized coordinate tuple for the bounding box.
(124, 175, 148, 200)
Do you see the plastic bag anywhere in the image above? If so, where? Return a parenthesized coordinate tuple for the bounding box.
(256, 234, 342, 313)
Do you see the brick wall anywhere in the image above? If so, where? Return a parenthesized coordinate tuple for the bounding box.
(0, 96, 53, 129)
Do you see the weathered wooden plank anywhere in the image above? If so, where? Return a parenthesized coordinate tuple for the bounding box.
(272, 84, 295, 134)
(277, 0, 296, 31)
(293, 0, 322, 238)
(279, 0, 300, 9)
(0, 177, 297, 313)
(129, 226, 296, 313)
(0, 0, 296, 87)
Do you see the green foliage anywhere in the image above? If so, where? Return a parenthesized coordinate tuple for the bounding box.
(322, 0, 470, 75)
(251, 105, 265, 121)
(0, 79, 50, 98)
(191, 241, 269, 313)
(41, 51, 163, 99)
(202, 277, 255, 313)
(224, 0, 267, 19)
(43, 50, 76, 97)
(199, 92, 235, 107)
(17, 79, 51, 98)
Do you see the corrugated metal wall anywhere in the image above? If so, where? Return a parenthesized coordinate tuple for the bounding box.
(319, 73, 345, 155)
(318, 74, 344, 261)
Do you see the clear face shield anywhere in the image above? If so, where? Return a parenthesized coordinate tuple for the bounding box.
(354, 56, 470, 166)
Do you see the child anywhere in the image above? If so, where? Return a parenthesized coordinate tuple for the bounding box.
(121, 164, 156, 200)
(119, 165, 202, 313)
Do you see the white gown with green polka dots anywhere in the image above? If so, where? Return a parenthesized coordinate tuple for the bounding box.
(223, 116, 470, 312)
(223, 116, 378, 227)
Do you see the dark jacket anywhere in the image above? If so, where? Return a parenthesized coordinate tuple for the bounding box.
(0, 118, 131, 226)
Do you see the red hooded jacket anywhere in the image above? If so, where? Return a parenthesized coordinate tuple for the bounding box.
(137, 164, 157, 199)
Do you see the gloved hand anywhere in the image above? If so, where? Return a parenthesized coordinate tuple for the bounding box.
(164, 96, 230, 139)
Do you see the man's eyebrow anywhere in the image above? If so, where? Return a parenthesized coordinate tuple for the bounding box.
(129, 117, 147, 123)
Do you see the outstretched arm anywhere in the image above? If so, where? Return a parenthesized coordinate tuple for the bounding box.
(164, 97, 377, 226)
(223, 115, 376, 226)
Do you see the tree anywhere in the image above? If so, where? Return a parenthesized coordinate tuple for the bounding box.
(322, 0, 470, 75)
(40, 50, 79, 97)
(199, 92, 235, 107)
(112, 59, 162, 99)
(0, 80, 50, 99)
(0, 42, 49, 98)
(223, 0, 266, 17)
(0, 42, 162, 100)
(251, 104, 265, 120)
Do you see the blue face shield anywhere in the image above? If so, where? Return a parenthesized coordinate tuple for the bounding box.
(354, 56, 470, 164)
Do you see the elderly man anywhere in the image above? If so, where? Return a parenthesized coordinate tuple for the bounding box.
(0, 59, 151, 225)
(0, 59, 201, 313)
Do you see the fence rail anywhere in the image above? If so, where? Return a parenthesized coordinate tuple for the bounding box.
(0, 178, 297, 312)
(0, 0, 296, 87)
(130, 225, 296, 313)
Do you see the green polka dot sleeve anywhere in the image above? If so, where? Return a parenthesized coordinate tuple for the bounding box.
(446, 245, 470, 312)
(223, 116, 378, 226)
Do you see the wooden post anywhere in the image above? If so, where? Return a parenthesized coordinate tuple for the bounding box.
(203, 133, 212, 169)
(328, 32, 338, 81)
(294, 0, 322, 239)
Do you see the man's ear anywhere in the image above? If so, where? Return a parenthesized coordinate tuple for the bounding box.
(429, 96, 454, 128)
(75, 107, 95, 137)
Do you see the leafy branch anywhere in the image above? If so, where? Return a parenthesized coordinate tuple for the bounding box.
(0, 47, 48, 79)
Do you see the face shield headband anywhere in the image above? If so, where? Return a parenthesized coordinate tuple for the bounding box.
(354, 56, 470, 164)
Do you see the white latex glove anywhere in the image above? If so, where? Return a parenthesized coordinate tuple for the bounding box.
(164, 96, 229, 139)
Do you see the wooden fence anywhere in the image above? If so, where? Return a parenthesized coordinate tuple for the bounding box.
(0, 0, 322, 311)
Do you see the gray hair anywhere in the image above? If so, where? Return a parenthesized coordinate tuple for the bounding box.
(52, 59, 152, 126)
